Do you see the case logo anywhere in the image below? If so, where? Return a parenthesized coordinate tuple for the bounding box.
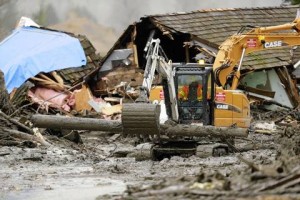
(216, 104, 228, 109)
(264, 41, 282, 48)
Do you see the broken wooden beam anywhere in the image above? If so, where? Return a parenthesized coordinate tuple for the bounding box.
(0, 110, 34, 134)
(74, 84, 93, 111)
(237, 154, 260, 171)
(239, 85, 275, 98)
(256, 168, 300, 192)
(0, 128, 50, 146)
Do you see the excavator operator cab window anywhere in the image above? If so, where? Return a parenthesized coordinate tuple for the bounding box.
(174, 65, 213, 125)
(178, 75, 203, 102)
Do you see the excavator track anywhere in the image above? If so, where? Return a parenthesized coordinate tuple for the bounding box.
(122, 103, 234, 160)
(122, 103, 161, 136)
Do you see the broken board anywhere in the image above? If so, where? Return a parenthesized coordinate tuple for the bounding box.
(74, 84, 93, 111)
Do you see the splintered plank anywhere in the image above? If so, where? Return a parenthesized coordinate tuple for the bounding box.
(74, 84, 93, 111)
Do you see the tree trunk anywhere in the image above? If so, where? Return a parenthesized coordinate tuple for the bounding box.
(160, 124, 248, 138)
(31, 114, 123, 132)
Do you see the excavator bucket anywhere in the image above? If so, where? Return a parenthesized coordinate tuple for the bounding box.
(122, 103, 161, 137)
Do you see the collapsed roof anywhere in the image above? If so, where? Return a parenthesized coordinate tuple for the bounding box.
(102, 6, 300, 72)
(0, 26, 86, 93)
(147, 6, 300, 71)
(0, 24, 101, 92)
(97, 5, 300, 108)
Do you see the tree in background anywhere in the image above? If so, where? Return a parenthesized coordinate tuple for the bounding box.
(0, 0, 9, 7)
(292, 0, 300, 4)
(283, 0, 300, 5)
(33, 2, 58, 26)
(0, 1, 18, 41)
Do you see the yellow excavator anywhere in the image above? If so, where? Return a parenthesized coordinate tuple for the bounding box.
(213, 17, 300, 128)
(122, 18, 300, 159)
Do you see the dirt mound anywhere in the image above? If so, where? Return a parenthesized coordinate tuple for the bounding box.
(50, 12, 118, 56)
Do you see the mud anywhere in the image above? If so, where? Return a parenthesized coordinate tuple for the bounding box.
(0, 126, 299, 200)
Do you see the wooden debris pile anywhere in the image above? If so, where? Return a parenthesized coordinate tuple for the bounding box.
(251, 107, 300, 131)
(0, 73, 50, 148)
(0, 31, 108, 147)
(6, 31, 128, 120)
(118, 166, 300, 200)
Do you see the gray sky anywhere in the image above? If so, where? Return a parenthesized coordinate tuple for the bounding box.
(0, 0, 286, 53)
(5, 0, 284, 32)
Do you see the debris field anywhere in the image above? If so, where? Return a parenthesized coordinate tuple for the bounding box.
(0, 7, 300, 200)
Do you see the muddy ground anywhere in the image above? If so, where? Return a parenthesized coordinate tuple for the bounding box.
(0, 125, 299, 200)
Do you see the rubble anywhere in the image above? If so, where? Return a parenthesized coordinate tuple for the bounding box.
(110, 129, 300, 200)
(0, 8, 300, 200)
(1, 102, 300, 199)
(0, 17, 125, 122)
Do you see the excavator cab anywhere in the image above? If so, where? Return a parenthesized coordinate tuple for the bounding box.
(174, 64, 214, 125)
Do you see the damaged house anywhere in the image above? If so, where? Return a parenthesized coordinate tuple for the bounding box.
(97, 6, 300, 109)
(0, 18, 102, 113)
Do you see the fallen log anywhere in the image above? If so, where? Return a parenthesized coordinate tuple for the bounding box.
(31, 114, 247, 138)
(31, 114, 122, 132)
(160, 124, 248, 138)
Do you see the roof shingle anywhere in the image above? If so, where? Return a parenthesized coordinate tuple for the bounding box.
(147, 6, 300, 70)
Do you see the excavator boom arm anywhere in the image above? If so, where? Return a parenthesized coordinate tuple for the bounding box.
(138, 38, 179, 121)
(213, 18, 300, 89)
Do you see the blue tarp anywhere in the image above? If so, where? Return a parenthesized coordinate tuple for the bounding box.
(0, 27, 87, 92)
